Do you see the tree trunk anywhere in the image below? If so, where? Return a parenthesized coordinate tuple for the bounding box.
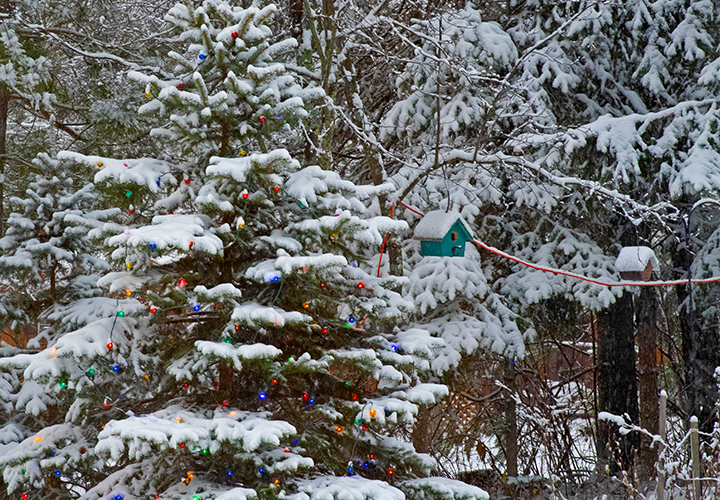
(637, 286, 659, 481)
(504, 360, 518, 478)
(596, 292, 639, 473)
(673, 242, 719, 434)
(0, 80, 7, 237)
(219, 359, 234, 394)
(0, 0, 10, 237)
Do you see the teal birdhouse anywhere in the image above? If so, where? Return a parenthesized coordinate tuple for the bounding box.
(413, 210, 474, 257)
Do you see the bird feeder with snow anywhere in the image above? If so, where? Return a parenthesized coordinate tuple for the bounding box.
(615, 246, 658, 281)
(413, 210, 474, 257)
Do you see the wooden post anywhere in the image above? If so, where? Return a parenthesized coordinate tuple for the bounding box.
(690, 416, 701, 500)
(656, 390, 666, 500)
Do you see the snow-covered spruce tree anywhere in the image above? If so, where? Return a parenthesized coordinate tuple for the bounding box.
(0, 153, 113, 327)
(0, 153, 117, 494)
(0, 2, 490, 499)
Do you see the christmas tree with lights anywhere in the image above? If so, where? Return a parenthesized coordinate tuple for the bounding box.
(0, 2, 489, 499)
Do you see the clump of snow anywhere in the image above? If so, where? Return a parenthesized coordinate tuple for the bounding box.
(402, 477, 489, 500)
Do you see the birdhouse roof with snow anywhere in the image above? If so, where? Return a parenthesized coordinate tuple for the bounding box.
(615, 246, 658, 273)
(413, 210, 474, 242)
(616, 246, 658, 281)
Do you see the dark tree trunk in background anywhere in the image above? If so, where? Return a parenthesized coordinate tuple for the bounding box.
(637, 286, 659, 481)
(504, 360, 518, 478)
(597, 292, 639, 472)
(673, 243, 719, 434)
(288, 0, 303, 38)
(0, 0, 9, 237)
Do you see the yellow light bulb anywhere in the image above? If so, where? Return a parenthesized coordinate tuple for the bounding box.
(369, 409, 377, 418)
(125, 290, 132, 297)
(96, 161, 103, 167)
(126, 262, 133, 270)
(145, 92, 152, 98)
(34, 436, 42, 443)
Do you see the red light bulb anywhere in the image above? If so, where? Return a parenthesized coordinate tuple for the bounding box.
(273, 186, 280, 193)
(106, 342, 113, 350)
(150, 306, 157, 314)
(184, 178, 190, 184)
(358, 282, 365, 289)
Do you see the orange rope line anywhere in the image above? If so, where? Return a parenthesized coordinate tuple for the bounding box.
(471, 240, 720, 288)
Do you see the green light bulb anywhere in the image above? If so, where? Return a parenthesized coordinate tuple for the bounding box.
(125, 190, 132, 197)
(117, 311, 124, 317)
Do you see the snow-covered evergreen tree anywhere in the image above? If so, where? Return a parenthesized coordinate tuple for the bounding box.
(0, 2, 490, 499)
(0, 153, 113, 326)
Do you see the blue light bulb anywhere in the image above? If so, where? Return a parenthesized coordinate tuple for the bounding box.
(115, 495, 123, 500)
(112, 364, 120, 372)
(199, 54, 206, 60)
(308, 397, 315, 404)
(193, 304, 200, 312)
(348, 317, 355, 323)
(149, 242, 156, 249)
(271, 276, 279, 282)
(259, 392, 267, 400)
(156, 179, 160, 186)
(391, 344, 398, 351)
(348, 465, 354, 473)
(55, 470, 61, 476)
(227, 471, 233, 477)
(259, 467, 265, 474)
(362, 461, 369, 469)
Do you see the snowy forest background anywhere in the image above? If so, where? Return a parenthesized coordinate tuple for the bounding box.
(1, 0, 720, 499)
